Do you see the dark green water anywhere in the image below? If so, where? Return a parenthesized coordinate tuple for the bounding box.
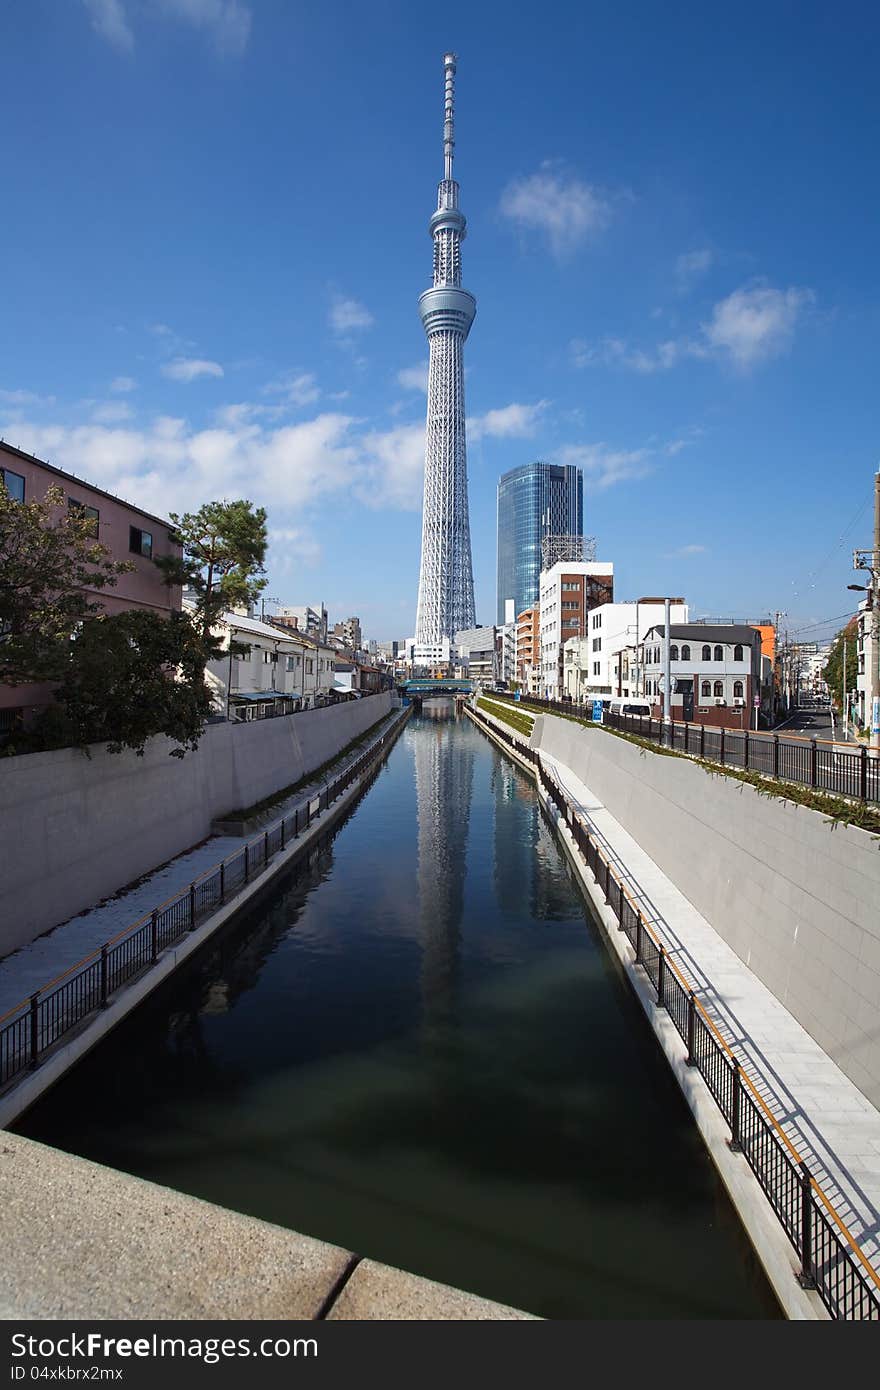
(17, 704, 778, 1318)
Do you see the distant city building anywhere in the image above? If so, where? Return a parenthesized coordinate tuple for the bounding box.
(538, 561, 613, 698)
(274, 604, 328, 644)
(333, 616, 362, 652)
(204, 611, 336, 719)
(855, 603, 876, 729)
(496, 461, 583, 624)
(638, 624, 766, 729)
(516, 606, 540, 692)
(0, 441, 182, 733)
(455, 625, 497, 684)
(563, 599, 688, 701)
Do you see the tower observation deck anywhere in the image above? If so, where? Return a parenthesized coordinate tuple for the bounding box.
(414, 53, 477, 647)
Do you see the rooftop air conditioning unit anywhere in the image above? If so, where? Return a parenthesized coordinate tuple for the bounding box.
(733, 697, 745, 707)
(715, 697, 726, 706)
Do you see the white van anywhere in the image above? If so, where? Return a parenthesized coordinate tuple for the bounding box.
(607, 698, 652, 719)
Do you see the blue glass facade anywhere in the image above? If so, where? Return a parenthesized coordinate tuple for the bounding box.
(496, 462, 583, 624)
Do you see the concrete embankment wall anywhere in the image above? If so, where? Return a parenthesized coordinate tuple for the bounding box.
(531, 714, 880, 1109)
(0, 693, 393, 955)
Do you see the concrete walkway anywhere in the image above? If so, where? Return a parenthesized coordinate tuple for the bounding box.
(535, 742, 880, 1276)
(0, 709, 402, 1021)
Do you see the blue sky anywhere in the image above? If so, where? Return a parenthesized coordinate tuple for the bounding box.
(2, 1, 878, 643)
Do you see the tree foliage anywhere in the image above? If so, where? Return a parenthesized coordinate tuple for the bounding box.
(0, 482, 132, 684)
(154, 500, 268, 654)
(822, 617, 860, 715)
(29, 610, 214, 758)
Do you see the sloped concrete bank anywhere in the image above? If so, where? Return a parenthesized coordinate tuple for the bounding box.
(466, 703, 821, 1320)
(0, 693, 394, 954)
(0, 708, 410, 1129)
(529, 712, 880, 1110)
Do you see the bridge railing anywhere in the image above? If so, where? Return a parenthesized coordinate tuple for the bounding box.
(468, 700, 880, 1321)
(0, 714, 408, 1097)
(492, 694, 880, 805)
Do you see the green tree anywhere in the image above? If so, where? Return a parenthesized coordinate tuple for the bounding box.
(0, 482, 132, 684)
(154, 500, 268, 655)
(822, 618, 859, 717)
(32, 610, 213, 757)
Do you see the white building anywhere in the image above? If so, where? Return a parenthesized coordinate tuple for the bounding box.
(539, 561, 614, 698)
(563, 598, 689, 702)
(205, 612, 337, 719)
(856, 600, 878, 732)
(455, 625, 497, 685)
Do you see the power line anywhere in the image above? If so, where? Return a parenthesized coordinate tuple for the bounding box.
(789, 491, 873, 602)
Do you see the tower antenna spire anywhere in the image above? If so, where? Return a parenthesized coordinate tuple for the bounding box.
(443, 52, 456, 180)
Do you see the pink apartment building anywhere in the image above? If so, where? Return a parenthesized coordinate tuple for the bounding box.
(1, 441, 182, 727)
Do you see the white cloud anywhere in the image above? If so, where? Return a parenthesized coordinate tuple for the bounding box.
(499, 166, 612, 256)
(330, 296, 374, 337)
(82, 0, 134, 52)
(468, 400, 548, 441)
(91, 401, 134, 423)
(0, 388, 56, 407)
(664, 543, 707, 558)
(555, 442, 654, 490)
(263, 372, 320, 407)
(397, 363, 429, 393)
(161, 357, 224, 382)
(572, 282, 814, 375)
(702, 284, 814, 368)
(156, 0, 252, 57)
(356, 423, 426, 511)
(110, 376, 137, 393)
(675, 248, 714, 285)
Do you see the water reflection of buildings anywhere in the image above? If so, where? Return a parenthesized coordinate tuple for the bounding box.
(413, 702, 474, 1024)
(492, 752, 575, 922)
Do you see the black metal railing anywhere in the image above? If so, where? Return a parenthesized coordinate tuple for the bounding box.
(0, 709, 409, 1097)
(491, 694, 880, 805)
(468, 700, 880, 1321)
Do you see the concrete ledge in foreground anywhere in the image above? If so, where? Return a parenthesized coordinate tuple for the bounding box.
(0, 1133, 535, 1321)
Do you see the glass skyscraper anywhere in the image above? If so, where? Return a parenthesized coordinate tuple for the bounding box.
(496, 462, 583, 623)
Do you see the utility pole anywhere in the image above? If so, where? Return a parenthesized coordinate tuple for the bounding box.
(842, 637, 848, 739)
(852, 469, 880, 750)
(663, 596, 672, 742)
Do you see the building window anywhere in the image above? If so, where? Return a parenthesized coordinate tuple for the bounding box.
(702, 645, 711, 660)
(592, 637, 601, 651)
(733, 680, 744, 698)
(1, 468, 25, 502)
(733, 644, 743, 661)
(681, 644, 690, 660)
(670, 645, 679, 661)
(305, 659, 314, 674)
(714, 680, 724, 697)
(129, 525, 153, 559)
(701, 680, 711, 698)
(713, 645, 723, 661)
(68, 497, 100, 538)
(286, 654, 300, 671)
(593, 662, 600, 676)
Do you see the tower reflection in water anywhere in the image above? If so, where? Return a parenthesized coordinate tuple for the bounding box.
(412, 700, 474, 1029)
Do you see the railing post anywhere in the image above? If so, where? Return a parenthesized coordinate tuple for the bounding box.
(635, 913, 643, 964)
(859, 744, 868, 801)
(743, 732, 750, 770)
(151, 910, 159, 963)
(220, 861, 226, 903)
(617, 879, 624, 924)
(810, 738, 818, 789)
(264, 829, 270, 864)
(244, 844, 250, 883)
(604, 860, 611, 902)
(797, 1162, 816, 1288)
(729, 1059, 742, 1151)
(281, 818, 286, 851)
(29, 993, 40, 1068)
(700, 723, 705, 759)
(294, 808, 299, 837)
(100, 944, 109, 1008)
(773, 734, 780, 779)
(189, 883, 197, 928)
(719, 726, 725, 765)
(686, 991, 697, 1065)
(657, 944, 666, 1008)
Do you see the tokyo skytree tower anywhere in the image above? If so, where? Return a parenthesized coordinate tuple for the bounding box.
(414, 53, 477, 645)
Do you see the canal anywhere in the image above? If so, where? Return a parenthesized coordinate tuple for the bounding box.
(16, 703, 778, 1318)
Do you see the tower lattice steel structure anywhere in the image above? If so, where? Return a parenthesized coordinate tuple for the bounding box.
(414, 53, 477, 645)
